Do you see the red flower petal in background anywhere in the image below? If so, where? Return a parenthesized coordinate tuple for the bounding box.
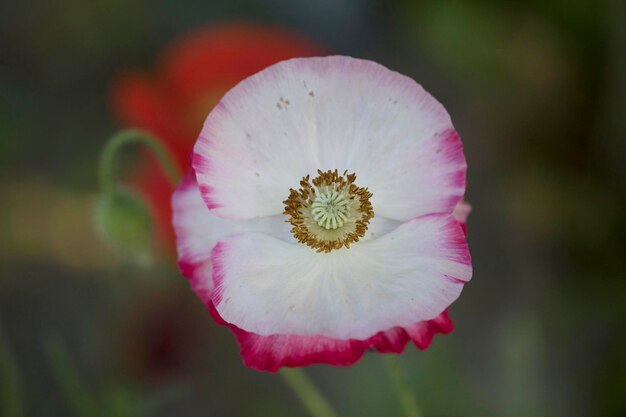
(110, 22, 326, 254)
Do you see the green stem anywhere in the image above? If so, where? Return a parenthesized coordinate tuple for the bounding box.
(384, 355, 422, 417)
(98, 128, 182, 192)
(281, 368, 337, 417)
(45, 335, 99, 417)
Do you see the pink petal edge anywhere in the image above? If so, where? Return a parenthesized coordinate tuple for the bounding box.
(206, 301, 453, 373)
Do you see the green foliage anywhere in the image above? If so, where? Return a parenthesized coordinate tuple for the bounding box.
(46, 335, 99, 417)
(46, 335, 155, 417)
(0, 326, 22, 417)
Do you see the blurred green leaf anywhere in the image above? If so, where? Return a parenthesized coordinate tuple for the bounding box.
(45, 335, 157, 417)
(403, 0, 512, 84)
(0, 326, 22, 417)
(101, 388, 145, 417)
(45, 335, 100, 417)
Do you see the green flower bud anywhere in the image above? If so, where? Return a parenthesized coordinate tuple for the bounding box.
(95, 187, 153, 266)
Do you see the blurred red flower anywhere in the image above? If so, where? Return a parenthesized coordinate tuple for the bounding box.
(110, 23, 325, 254)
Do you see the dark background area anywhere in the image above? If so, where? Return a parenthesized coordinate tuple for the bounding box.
(1, 0, 625, 416)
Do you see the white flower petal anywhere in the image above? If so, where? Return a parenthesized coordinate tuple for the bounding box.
(194, 56, 466, 220)
(212, 213, 472, 339)
(172, 171, 291, 290)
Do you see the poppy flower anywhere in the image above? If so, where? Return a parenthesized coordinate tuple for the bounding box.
(173, 56, 472, 372)
(110, 23, 325, 252)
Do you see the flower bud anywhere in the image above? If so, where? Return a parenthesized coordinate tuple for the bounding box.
(95, 188, 153, 265)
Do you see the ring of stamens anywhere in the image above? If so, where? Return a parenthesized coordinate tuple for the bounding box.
(283, 169, 374, 253)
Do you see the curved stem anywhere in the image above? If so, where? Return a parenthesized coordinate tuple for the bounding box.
(384, 355, 422, 417)
(98, 128, 182, 192)
(281, 368, 337, 417)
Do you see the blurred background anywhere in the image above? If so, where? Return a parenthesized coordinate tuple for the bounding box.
(1, 0, 625, 416)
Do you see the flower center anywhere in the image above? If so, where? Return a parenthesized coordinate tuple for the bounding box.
(283, 170, 374, 253)
(311, 190, 349, 230)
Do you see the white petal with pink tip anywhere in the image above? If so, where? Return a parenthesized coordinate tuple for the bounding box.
(193, 56, 466, 220)
(212, 214, 471, 339)
(172, 171, 291, 290)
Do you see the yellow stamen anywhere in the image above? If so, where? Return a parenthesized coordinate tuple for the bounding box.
(283, 169, 374, 253)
